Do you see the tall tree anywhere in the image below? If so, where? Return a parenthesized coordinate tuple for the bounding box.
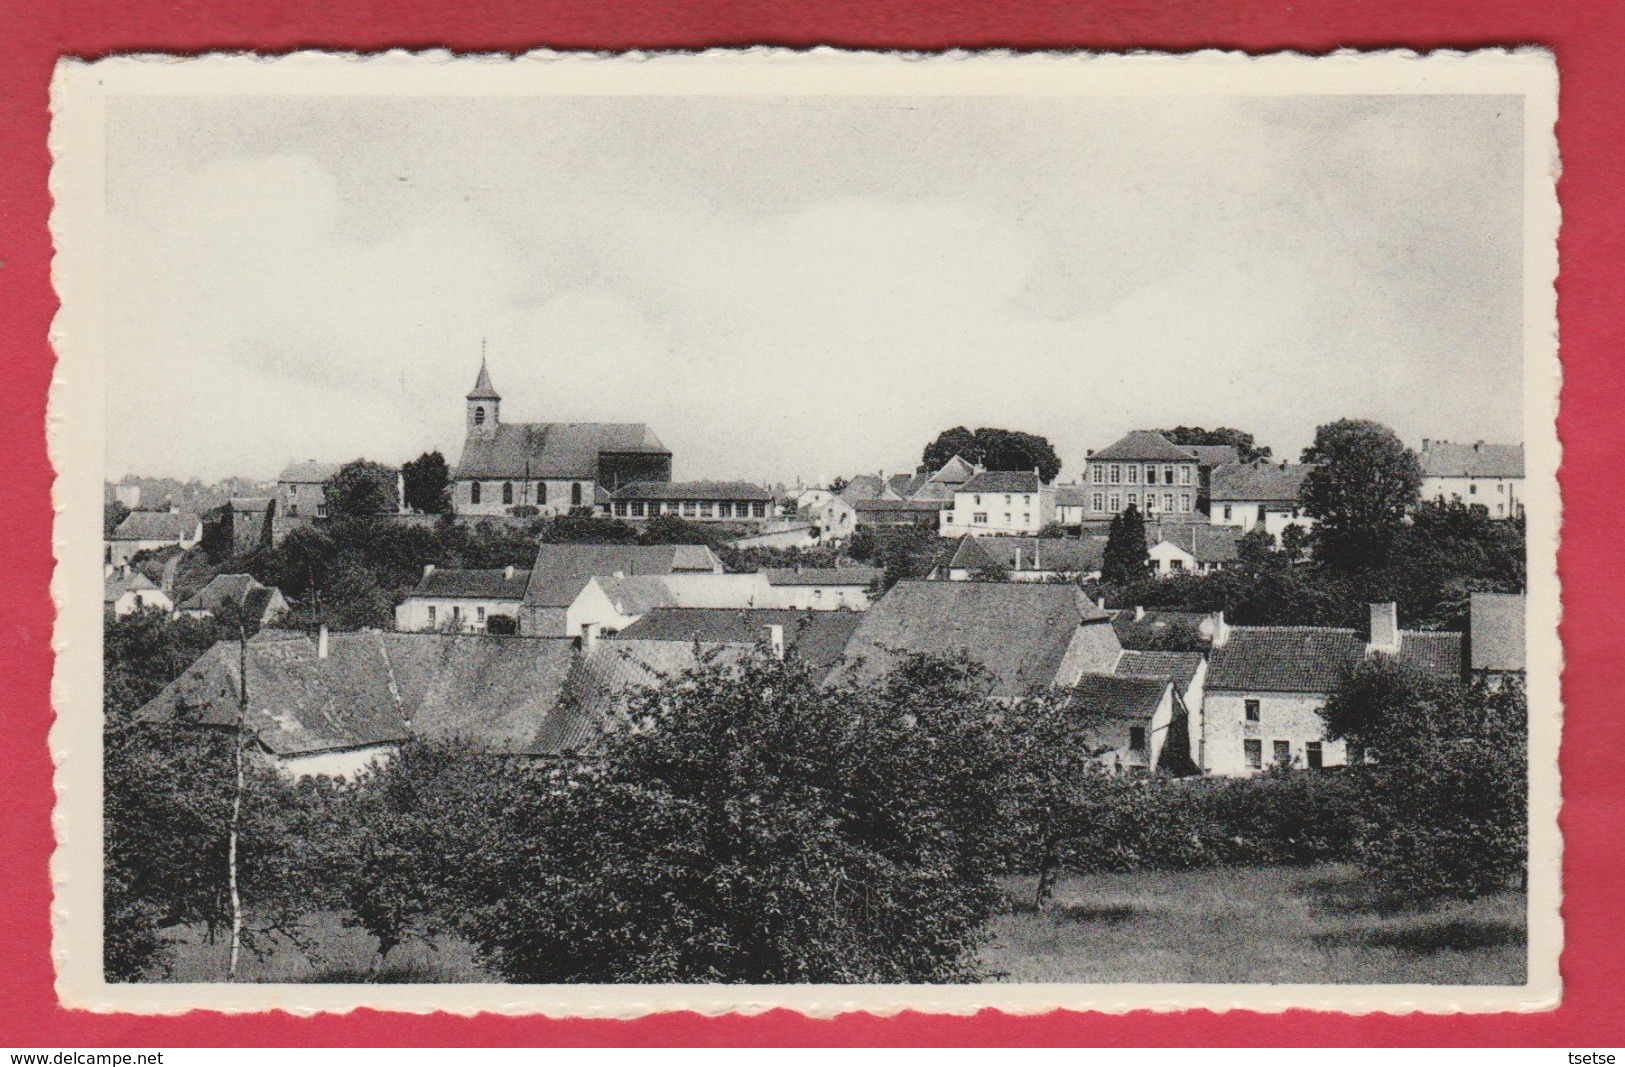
(400, 451, 452, 515)
(1299, 419, 1421, 570)
(1100, 505, 1150, 586)
(324, 460, 399, 519)
(920, 426, 1063, 483)
(1154, 426, 1272, 464)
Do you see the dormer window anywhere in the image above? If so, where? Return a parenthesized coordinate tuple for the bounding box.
(473, 406, 486, 425)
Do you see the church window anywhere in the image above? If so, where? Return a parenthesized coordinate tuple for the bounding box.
(471, 482, 481, 505)
(502, 482, 514, 505)
(571, 483, 583, 507)
(473, 406, 485, 426)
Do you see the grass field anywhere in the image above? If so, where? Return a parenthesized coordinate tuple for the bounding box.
(151, 863, 1525, 985)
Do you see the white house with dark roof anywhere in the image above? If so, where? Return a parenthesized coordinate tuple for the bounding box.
(453, 359, 672, 518)
(518, 542, 724, 637)
(1082, 431, 1202, 521)
(1208, 461, 1316, 541)
(608, 480, 774, 525)
(1201, 603, 1462, 776)
(105, 508, 203, 567)
(104, 564, 174, 616)
(1419, 439, 1524, 519)
(938, 535, 1104, 582)
(764, 566, 879, 610)
(1068, 673, 1190, 775)
(941, 470, 1055, 537)
(395, 564, 531, 633)
(175, 573, 288, 627)
(1147, 522, 1244, 576)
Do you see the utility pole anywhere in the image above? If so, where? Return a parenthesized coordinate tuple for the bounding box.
(228, 608, 248, 980)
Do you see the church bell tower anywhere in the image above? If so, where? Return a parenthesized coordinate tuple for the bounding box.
(466, 355, 501, 438)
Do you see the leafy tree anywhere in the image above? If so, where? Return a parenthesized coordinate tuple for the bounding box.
(105, 498, 131, 538)
(1300, 419, 1421, 570)
(1101, 505, 1150, 585)
(324, 460, 399, 519)
(920, 426, 1062, 484)
(1321, 661, 1527, 899)
(1279, 522, 1312, 564)
(827, 475, 850, 494)
(104, 610, 227, 722)
(638, 513, 728, 548)
(459, 651, 1015, 983)
(545, 513, 640, 545)
(400, 451, 452, 515)
(1002, 693, 1114, 907)
(1154, 426, 1272, 464)
(1235, 527, 1279, 576)
(850, 526, 943, 591)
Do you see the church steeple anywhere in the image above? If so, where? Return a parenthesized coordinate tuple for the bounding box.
(467, 354, 500, 437)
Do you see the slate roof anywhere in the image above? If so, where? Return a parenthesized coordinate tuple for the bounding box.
(1090, 431, 1198, 463)
(1420, 441, 1524, 479)
(929, 456, 978, 485)
(110, 511, 198, 542)
(1185, 444, 1242, 468)
(276, 461, 341, 484)
(1468, 592, 1526, 673)
(594, 575, 678, 617)
(837, 474, 887, 505)
(852, 498, 945, 513)
(522, 543, 720, 609)
(456, 422, 669, 481)
(834, 581, 1113, 699)
(1054, 485, 1090, 508)
(104, 568, 158, 603)
(1114, 650, 1203, 694)
(542, 640, 755, 754)
(959, 470, 1044, 494)
(1154, 524, 1244, 564)
(175, 573, 271, 613)
(612, 480, 773, 502)
(1211, 462, 1313, 503)
(136, 630, 583, 756)
(613, 608, 862, 677)
(948, 536, 1104, 575)
(764, 566, 881, 587)
(408, 568, 531, 600)
(229, 497, 273, 513)
(1207, 627, 1462, 693)
(1070, 673, 1169, 722)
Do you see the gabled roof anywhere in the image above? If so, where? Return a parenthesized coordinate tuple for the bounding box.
(763, 566, 881, 588)
(959, 470, 1044, 494)
(407, 567, 531, 600)
(457, 422, 669, 481)
(522, 543, 719, 609)
(1070, 673, 1170, 722)
(110, 511, 199, 542)
(104, 568, 158, 603)
(1185, 444, 1242, 468)
(228, 497, 273, 512)
(613, 608, 862, 677)
(382, 634, 578, 752)
(1054, 485, 1089, 508)
(594, 575, 678, 617)
(949, 536, 1105, 575)
(176, 573, 268, 613)
(466, 359, 501, 401)
(834, 580, 1111, 699)
(1211, 462, 1313, 504)
(612, 480, 773, 502)
(542, 640, 755, 754)
(1469, 592, 1526, 673)
(276, 461, 341, 484)
(1420, 441, 1524, 479)
(1114, 650, 1203, 694)
(1152, 524, 1244, 564)
(1207, 627, 1462, 693)
(886, 473, 922, 499)
(1090, 431, 1197, 463)
(927, 455, 978, 486)
(837, 474, 886, 505)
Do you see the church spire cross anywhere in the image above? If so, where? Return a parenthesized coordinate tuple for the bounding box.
(467, 349, 501, 401)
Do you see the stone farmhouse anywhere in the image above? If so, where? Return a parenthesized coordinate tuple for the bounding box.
(395, 565, 531, 634)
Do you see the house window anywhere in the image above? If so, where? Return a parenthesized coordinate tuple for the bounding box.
(471, 482, 481, 505)
(572, 483, 584, 507)
(1169, 558, 1184, 572)
(752, 502, 767, 518)
(1180, 465, 1192, 485)
(1273, 740, 1291, 767)
(1092, 492, 1104, 511)
(1245, 698, 1261, 722)
(1127, 466, 1139, 484)
(288, 503, 299, 517)
(452, 605, 462, 621)
(1223, 504, 1232, 520)
(1306, 742, 1324, 770)
(1004, 495, 1012, 505)
(681, 501, 697, 517)
(613, 502, 628, 517)
(476, 606, 486, 623)
(538, 482, 547, 505)
(427, 605, 436, 626)
(973, 512, 987, 524)
(1163, 465, 1175, 484)
(1469, 483, 1478, 495)
(1129, 727, 1147, 753)
(316, 503, 328, 519)
(974, 494, 981, 505)
(1109, 493, 1121, 511)
(1244, 739, 1263, 769)
(1180, 493, 1192, 512)
(1109, 465, 1121, 484)
(1127, 491, 1138, 506)
(1163, 493, 1174, 511)
(699, 501, 715, 518)
(1023, 513, 1031, 523)
(1003, 513, 1012, 524)
(718, 501, 733, 518)
(1023, 495, 1031, 505)
(631, 501, 645, 517)
(1093, 466, 1104, 484)
(502, 482, 514, 505)
(1144, 466, 1156, 486)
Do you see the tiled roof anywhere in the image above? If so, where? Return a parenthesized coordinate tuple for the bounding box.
(1211, 462, 1313, 503)
(104, 568, 158, 603)
(110, 511, 198, 542)
(837, 474, 886, 505)
(1054, 485, 1089, 507)
(1090, 431, 1197, 463)
(949, 536, 1104, 575)
(383, 634, 578, 753)
(612, 480, 773, 502)
(1153, 523, 1243, 564)
(763, 566, 880, 587)
(1208, 627, 1462, 693)
(613, 608, 862, 677)
(522, 544, 719, 609)
(928, 456, 978, 485)
(1420, 441, 1524, 479)
(276, 461, 341, 484)
(886, 473, 922, 498)
(408, 567, 531, 600)
(176, 573, 260, 613)
(852, 498, 944, 513)
(594, 575, 677, 617)
(959, 470, 1043, 494)
(834, 581, 1111, 699)
(229, 497, 273, 512)
(1184, 444, 1242, 468)
(456, 422, 668, 481)
(1114, 650, 1203, 694)
(1469, 592, 1526, 673)
(1070, 673, 1169, 722)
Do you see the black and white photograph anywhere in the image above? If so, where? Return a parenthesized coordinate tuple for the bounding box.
(50, 49, 1560, 1015)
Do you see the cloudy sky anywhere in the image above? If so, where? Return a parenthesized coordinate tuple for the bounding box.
(103, 91, 1524, 484)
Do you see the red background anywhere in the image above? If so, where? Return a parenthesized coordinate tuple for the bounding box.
(2, 0, 1620, 1047)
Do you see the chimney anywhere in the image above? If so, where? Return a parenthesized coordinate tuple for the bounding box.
(581, 622, 600, 656)
(1210, 611, 1231, 648)
(1134, 605, 1145, 622)
(1097, 595, 1107, 611)
(1086, 449, 1095, 458)
(423, 564, 436, 579)
(767, 624, 785, 660)
(504, 565, 515, 581)
(1014, 543, 1022, 572)
(318, 624, 329, 659)
(1368, 602, 1400, 655)
(397, 471, 407, 514)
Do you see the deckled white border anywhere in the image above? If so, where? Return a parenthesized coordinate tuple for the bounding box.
(48, 46, 1563, 1018)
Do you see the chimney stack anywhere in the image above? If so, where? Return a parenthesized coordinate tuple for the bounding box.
(1097, 595, 1107, 611)
(504, 564, 515, 581)
(1210, 611, 1230, 648)
(581, 622, 600, 656)
(423, 564, 435, 579)
(1134, 605, 1145, 622)
(318, 624, 329, 659)
(767, 624, 785, 660)
(1367, 602, 1400, 655)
